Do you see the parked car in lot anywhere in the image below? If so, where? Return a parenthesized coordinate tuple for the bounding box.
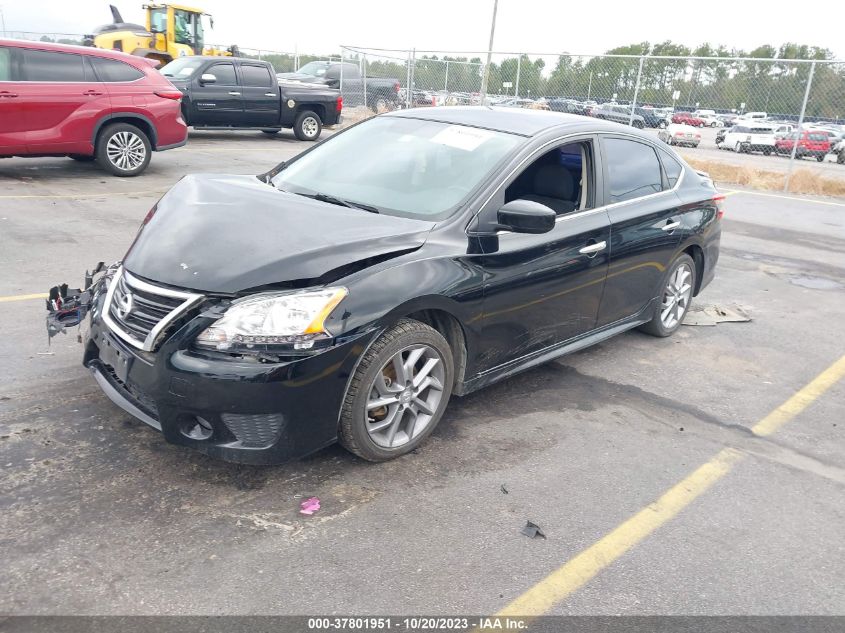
(659, 123, 702, 147)
(633, 107, 666, 128)
(672, 111, 706, 127)
(0, 38, 187, 176)
(719, 124, 777, 154)
(693, 112, 723, 127)
(161, 57, 341, 141)
(76, 108, 722, 464)
(276, 61, 400, 112)
(588, 103, 645, 128)
(835, 139, 845, 164)
(775, 130, 831, 161)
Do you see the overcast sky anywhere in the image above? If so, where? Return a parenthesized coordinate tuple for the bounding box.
(3, 0, 843, 59)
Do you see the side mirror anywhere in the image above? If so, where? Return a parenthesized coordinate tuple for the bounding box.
(497, 199, 556, 234)
(199, 73, 217, 85)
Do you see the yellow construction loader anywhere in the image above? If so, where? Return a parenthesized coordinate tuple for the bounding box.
(85, 4, 239, 65)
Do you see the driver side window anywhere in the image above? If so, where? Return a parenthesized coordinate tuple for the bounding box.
(504, 140, 595, 216)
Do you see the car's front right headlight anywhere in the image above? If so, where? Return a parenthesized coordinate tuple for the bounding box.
(195, 287, 347, 353)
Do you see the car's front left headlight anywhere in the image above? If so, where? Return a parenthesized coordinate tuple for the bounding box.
(195, 287, 347, 353)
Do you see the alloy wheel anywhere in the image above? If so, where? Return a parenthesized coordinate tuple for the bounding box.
(660, 263, 693, 330)
(365, 344, 445, 449)
(302, 116, 319, 138)
(106, 131, 146, 172)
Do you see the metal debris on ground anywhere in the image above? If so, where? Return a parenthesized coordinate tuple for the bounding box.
(501, 484, 509, 494)
(299, 497, 321, 515)
(521, 520, 546, 539)
(44, 262, 109, 342)
(683, 304, 751, 327)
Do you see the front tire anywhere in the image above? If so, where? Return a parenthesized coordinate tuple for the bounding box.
(293, 110, 322, 141)
(95, 123, 151, 177)
(639, 254, 696, 338)
(338, 319, 454, 462)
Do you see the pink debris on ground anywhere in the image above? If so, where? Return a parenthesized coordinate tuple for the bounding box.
(299, 497, 321, 515)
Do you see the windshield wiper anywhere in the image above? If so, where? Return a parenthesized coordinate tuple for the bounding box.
(310, 192, 380, 214)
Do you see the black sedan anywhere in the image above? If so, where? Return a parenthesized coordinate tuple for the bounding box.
(79, 108, 723, 464)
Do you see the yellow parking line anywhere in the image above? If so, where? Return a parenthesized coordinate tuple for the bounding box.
(0, 292, 48, 303)
(752, 354, 845, 437)
(0, 190, 165, 200)
(722, 188, 845, 207)
(495, 352, 845, 618)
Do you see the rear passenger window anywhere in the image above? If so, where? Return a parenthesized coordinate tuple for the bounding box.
(91, 57, 144, 82)
(241, 64, 273, 87)
(660, 152, 683, 188)
(207, 63, 236, 85)
(22, 49, 87, 82)
(0, 47, 11, 81)
(603, 138, 663, 203)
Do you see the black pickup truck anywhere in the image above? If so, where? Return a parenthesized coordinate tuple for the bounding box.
(277, 61, 401, 112)
(160, 57, 342, 141)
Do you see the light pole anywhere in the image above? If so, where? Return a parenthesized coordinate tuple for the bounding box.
(0, 6, 7, 38)
(479, 0, 498, 103)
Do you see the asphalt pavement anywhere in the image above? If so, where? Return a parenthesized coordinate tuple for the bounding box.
(1, 129, 844, 616)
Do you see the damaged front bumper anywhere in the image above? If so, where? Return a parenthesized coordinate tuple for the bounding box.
(77, 271, 374, 465)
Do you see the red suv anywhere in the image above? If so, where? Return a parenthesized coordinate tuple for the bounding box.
(0, 39, 187, 176)
(775, 131, 831, 162)
(672, 112, 706, 127)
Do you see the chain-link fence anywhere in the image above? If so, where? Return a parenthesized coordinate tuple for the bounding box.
(341, 46, 845, 191)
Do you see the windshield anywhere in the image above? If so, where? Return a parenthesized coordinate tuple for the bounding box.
(160, 57, 205, 78)
(297, 61, 329, 77)
(271, 117, 523, 219)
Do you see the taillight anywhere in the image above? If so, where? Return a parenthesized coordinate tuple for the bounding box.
(675, 132, 684, 136)
(713, 193, 726, 220)
(154, 90, 183, 100)
(336, 95, 343, 113)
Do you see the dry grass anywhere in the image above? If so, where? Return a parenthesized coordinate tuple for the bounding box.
(682, 156, 845, 197)
(335, 105, 379, 128)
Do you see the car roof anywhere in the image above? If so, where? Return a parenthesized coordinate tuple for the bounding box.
(385, 106, 636, 137)
(0, 37, 157, 67)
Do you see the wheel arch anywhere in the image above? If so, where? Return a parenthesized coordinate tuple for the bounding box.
(682, 243, 705, 296)
(296, 103, 326, 123)
(370, 296, 474, 396)
(92, 113, 158, 149)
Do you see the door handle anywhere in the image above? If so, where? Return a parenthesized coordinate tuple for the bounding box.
(0, 91, 19, 98)
(662, 221, 681, 232)
(264, 92, 276, 97)
(82, 90, 103, 96)
(228, 91, 241, 96)
(579, 240, 607, 256)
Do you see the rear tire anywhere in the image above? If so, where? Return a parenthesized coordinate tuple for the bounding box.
(817, 154, 825, 162)
(639, 253, 696, 338)
(95, 123, 151, 177)
(338, 319, 454, 462)
(293, 110, 322, 141)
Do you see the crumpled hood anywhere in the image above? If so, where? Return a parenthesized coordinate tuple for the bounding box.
(123, 174, 434, 294)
